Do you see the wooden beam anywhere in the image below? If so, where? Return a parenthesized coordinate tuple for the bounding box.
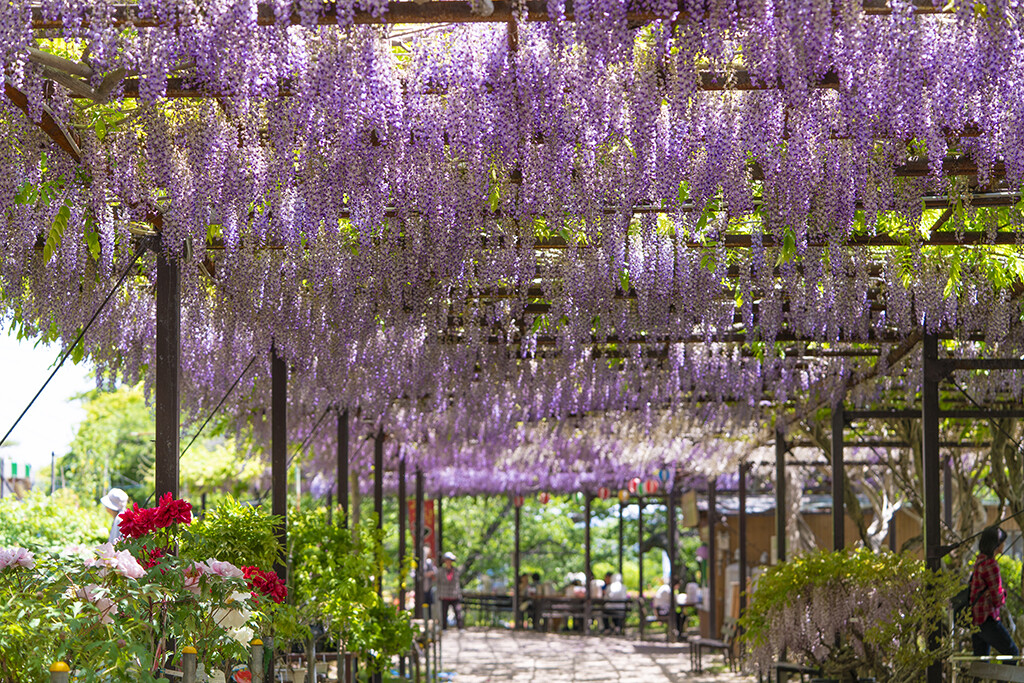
(3, 81, 81, 163)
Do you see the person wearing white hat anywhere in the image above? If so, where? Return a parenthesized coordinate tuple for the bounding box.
(100, 487, 129, 544)
(437, 551, 464, 629)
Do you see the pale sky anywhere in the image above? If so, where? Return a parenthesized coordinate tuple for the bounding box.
(0, 329, 94, 477)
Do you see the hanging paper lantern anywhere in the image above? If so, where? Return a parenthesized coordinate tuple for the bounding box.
(643, 479, 659, 495)
(512, 495, 524, 508)
(657, 468, 670, 484)
(628, 477, 641, 494)
(618, 489, 630, 503)
(597, 487, 610, 500)
(537, 492, 551, 504)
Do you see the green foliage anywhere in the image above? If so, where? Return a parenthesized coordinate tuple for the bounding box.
(741, 549, 959, 682)
(288, 507, 413, 670)
(183, 496, 282, 571)
(62, 385, 155, 503)
(179, 438, 261, 500)
(0, 489, 106, 552)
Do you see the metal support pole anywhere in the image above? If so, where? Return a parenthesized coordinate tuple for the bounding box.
(667, 488, 677, 643)
(271, 346, 287, 582)
(415, 468, 425, 620)
(182, 646, 197, 683)
(638, 499, 645, 641)
(583, 494, 592, 636)
(250, 639, 265, 683)
(708, 477, 718, 638)
(831, 402, 845, 551)
(775, 426, 787, 563)
(738, 463, 748, 619)
(374, 430, 385, 597)
(514, 502, 522, 629)
(338, 408, 349, 527)
(155, 246, 180, 499)
(922, 332, 943, 683)
(50, 452, 56, 494)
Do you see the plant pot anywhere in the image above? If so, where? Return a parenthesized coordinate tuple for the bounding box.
(290, 669, 306, 683)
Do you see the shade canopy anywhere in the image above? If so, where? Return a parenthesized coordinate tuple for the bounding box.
(1, 1, 1023, 493)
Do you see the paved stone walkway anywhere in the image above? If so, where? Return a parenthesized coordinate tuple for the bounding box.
(438, 629, 754, 683)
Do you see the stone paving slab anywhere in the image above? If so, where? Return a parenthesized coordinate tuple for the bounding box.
(439, 628, 755, 683)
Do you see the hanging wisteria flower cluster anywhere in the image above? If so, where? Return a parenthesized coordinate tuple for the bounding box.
(1, 0, 1024, 490)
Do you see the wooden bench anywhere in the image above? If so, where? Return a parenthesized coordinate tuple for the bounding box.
(761, 661, 820, 683)
(689, 619, 737, 672)
(461, 592, 514, 626)
(531, 597, 633, 634)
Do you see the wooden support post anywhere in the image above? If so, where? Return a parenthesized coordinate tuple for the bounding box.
(155, 244, 180, 500)
(271, 346, 287, 582)
(831, 402, 845, 551)
(667, 488, 677, 643)
(415, 468, 425, 620)
(708, 477, 718, 638)
(397, 454, 407, 678)
(338, 408, 349, 527)
(638, 499, 645, 641)
(436, 497, 444, 558)
(944, 459, 954, 529)
(738, 463, 749, 619)
(513, 501, 522, 629)
(922, 332, 943, 683)
(374, 430, 385, 597)
(775, 426, 787, 563)
(617, 503, 624, 577)
(583, 494, 592, 636)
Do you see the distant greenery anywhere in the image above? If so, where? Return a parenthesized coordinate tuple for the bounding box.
(0, 489, 106, 552)
(61, 385, 154, 503)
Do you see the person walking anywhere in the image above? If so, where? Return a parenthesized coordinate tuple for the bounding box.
(100, 488, 129, 544)
(437, 551, 464, 630)
(971, 526, 1019, 659)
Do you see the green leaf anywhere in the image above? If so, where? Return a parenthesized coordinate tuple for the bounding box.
(775, 227, 796, 267)
(83, 217, 101, 261)
(43, 203, 71, 264)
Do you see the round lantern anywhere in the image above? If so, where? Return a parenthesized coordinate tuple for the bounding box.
(627, 477, 641, 494)
(657, 468, 670, 484)
(617, 489, 630, 503)
(512, 495, 524, 508)
(597, 486, 611, 500)
(537, 491, 551, 504)
(643, 479, 660, 495)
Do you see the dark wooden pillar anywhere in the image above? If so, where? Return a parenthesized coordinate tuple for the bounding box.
(513, 500, 522, 628)
(944, 459, 954, 529)
(831, 402, 845, 551)
(583, 494, 592, 636)
(155, 246, 180, 500)
(638, 499, 645, 640)
(707, 477, 717, 638)
(617, 502, 624, 576)
(436, 497, 444, 558)
(667, 489, 677, 643)
(922, 333, 942, 683)
(398, 455, 407, 610)
(738, 463, 749, 618)
(338, 408, 349, 527)
(775, 425, 786, 563)
(414, 468, 425, 620)
(271, 346, 287, 581)
(374, 430, 385, 597)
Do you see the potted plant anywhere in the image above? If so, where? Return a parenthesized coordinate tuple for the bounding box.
(740, 548, 959, 683)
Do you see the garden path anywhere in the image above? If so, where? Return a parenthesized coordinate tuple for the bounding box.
(438, 628, 754, 683)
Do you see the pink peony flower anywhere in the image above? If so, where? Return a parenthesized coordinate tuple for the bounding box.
(206, 559, 244, 579)
(0, 547, 34, 570)
(85, 544, 145, 579)
(76, 584, 118, 624)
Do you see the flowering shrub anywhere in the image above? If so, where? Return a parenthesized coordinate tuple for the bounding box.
(740, 549, 959, 683)
(242, 565, 287, 604)
(0, 495, 262, 683)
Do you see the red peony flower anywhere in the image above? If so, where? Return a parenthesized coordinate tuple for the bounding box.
(118, 504, 157, 540)
(153, 492, 192, 529)
(242, 566, 288, 604)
